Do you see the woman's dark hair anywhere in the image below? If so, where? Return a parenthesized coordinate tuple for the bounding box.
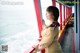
(46, 6, 59, 21)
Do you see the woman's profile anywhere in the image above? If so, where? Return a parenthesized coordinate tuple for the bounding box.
(33, 6, 63, 53)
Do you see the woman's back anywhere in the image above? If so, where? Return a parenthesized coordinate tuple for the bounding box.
(40, 26, 62, 53)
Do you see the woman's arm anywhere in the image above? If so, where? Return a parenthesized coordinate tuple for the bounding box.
(38, 44, 47, 50)
(38, 27, 55, 50)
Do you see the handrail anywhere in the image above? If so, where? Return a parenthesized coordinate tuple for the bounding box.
(58, 15, 72, 42)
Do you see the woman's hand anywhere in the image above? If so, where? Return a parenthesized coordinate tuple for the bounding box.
(32, 44, 39, 49)
(38, 45, 45, 50)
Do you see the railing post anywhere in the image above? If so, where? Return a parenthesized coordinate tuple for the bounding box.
(34, 0, 42, 38)
(52, 0, 56, 6)
(64, 6, 65, 25)
(60, 4, 62, 30)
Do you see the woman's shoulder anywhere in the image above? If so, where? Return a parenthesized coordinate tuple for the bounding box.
(41, 26, 59, 34)
(48, 26, 58, 30)
(48, 26, 59, 33)
(41, 27, 53, 35)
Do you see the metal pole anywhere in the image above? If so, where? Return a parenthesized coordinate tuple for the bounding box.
(74, 0, 80, 53)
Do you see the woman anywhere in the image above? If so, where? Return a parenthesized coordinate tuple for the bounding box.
(33, 6, 63, 53)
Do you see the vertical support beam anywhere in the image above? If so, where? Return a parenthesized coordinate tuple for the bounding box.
(70, 7, 72, 16)
(79, 3, 80, 53)
(74, 0, 78, 52)
(59, 4, 62, 30)
(52, 0, 56, 6)
(64, 6, 65, 25)
(34, 0, 42, 38)
(74, 0, 80, 53)
(66, 6, 68, 21)
(68, 7, 69, 17)
(68, 7, 72, 16)
(34, 0, 45, 53)
(65, 6, 72, 23)
(79, 1, 80, 52)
